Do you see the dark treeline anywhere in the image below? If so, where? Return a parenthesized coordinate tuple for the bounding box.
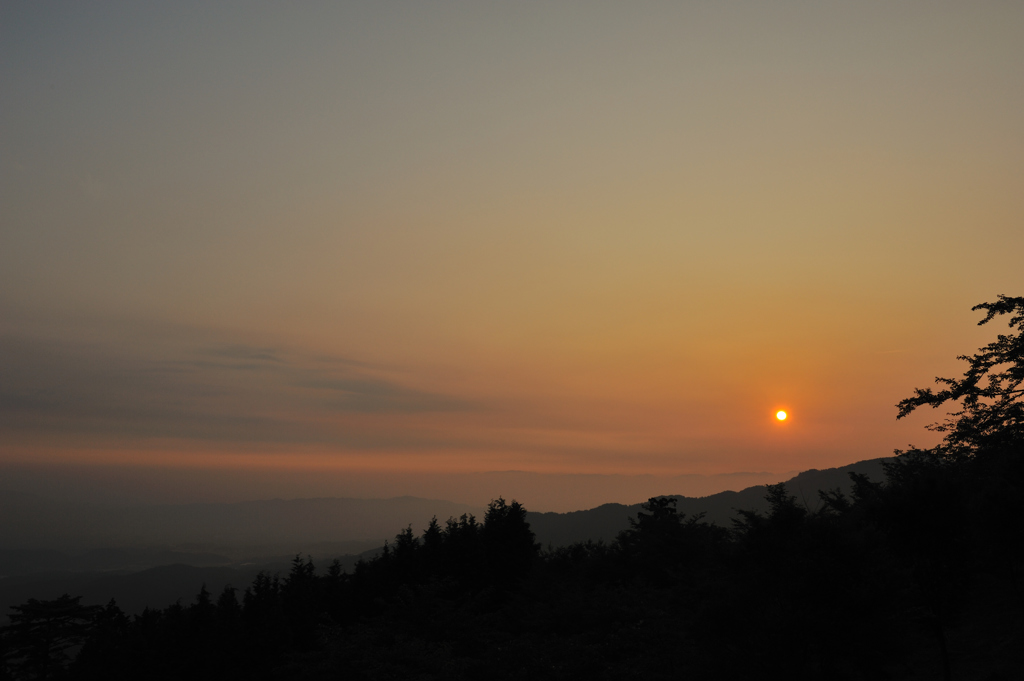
(2, 296, 1023, 680)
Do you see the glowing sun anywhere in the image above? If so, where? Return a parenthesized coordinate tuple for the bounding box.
(776, 410, 788, 421)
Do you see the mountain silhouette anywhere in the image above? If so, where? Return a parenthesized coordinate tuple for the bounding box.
(527, 458, 889, 547)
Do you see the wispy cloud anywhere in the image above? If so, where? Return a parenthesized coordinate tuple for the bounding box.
(303, 377, 472, 413)
(0, 328, 476, 448)
(209, 345, 284, 363)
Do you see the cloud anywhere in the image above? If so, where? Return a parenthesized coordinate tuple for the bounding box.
(0, 328, 476, 449)
(207, 344, 286, 365)
(303, 377, 472, 413)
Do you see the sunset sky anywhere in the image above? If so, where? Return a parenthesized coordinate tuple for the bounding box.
(2, 2, 1022, 509)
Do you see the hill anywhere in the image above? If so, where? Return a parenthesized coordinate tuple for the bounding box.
(0, 496, 483, 557)
(527, 457, 889, 547)
(0, 459, 888, 620)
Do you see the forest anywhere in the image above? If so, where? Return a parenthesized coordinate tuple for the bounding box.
(2, 295, 1022, 680)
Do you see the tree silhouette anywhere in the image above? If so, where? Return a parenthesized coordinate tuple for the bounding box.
(71, 600, 129, 681)
(888, 295, 1024, 680)
(897, 294, 1024, 459)
(894, 297, 1024, 582)
(2, 595, 100, 680)
(618, 496, 722, 587)
(481, 497, 538, 584)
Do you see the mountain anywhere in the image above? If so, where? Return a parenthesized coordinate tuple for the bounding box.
(527, 457, 889, 547)
(0, 565, 258, 621)
(0, 458, 890, 620)
(0, 548, 393, 622)
(0, 496, 483, 556)
(1, 461, 890, 562)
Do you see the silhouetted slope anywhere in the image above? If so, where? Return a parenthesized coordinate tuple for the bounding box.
(0, 548, 234, 577)
(9, 449, 1013, 681)
(0, 548, 391, 624)
(528, 458, 889, 547)
(0, 565, 256, 622)
(2, 467, 884, 556)
(0, 461, 889, 625)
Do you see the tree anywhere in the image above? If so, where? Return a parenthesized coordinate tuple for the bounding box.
(71, 600, 130, 681)
(1, 594, 100, 680)
(891, 295, 1024, 680)
(629, 496, 685, 535)
(481, 498, 538, 584)
(619, 497, 720, 585)
(897, 294, 1024, 459)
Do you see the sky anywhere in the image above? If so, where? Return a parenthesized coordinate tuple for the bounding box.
(2, 1, 1022, 509)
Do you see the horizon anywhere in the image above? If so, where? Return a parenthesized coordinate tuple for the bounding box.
(3, 2, 1023, 511)
(1, 460, 817, 513)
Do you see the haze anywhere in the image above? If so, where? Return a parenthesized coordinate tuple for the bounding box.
(2, 1, 1022, 511)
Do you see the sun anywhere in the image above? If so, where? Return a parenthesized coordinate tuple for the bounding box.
(776, 410, 787, 421)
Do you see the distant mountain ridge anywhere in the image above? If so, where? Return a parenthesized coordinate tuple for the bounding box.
(526, 458, 890, 548)
(1, 461, 890, 558)
(1, 458, 891, 621)
(0, 496, 484, 555)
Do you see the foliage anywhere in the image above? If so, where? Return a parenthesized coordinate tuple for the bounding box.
(1, 595, 100, 681)
(897, 294, 1024, 459)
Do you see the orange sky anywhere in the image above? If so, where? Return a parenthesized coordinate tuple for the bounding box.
(2, 2, 1022, 506)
